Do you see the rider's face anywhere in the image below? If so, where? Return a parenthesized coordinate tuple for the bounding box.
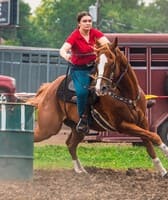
(78, 16, 93, 31)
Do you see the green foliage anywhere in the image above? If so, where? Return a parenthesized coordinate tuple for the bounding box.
(32, 0, 168, 47)
(34, 0, 94, 47)
(1, 0, 168, 47)
(34, 144, 168, 170)
(4, 39, 21, 46)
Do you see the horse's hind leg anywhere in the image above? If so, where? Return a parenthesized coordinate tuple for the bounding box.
(142, 139, 167, 176)
(34, 121, 62, 142)
(66, 128, 86, 173)
(34, 124, 47, 142)
(121, 121, 168, 176)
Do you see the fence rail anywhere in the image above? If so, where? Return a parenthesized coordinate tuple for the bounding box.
(0, 45, 68, 93)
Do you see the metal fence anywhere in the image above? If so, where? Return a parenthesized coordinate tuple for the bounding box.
(0, 45, 68, 93)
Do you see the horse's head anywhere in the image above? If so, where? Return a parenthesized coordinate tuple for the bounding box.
(93, 37, 126, 96)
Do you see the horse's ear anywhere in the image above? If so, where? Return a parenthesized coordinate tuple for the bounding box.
(95, 39, 101, 48)
(110, 37, 118, 50)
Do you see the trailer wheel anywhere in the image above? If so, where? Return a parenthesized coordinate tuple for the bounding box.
(158, 120, 168, 146)
(0, 89, 10, 102)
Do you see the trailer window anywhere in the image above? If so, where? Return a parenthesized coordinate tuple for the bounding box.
(31, 54, 39, 63)
(151, 47, 168, 67)
(129, 47, 146, 67)
(22, 53, 30, 63)
(40, 54, 47, 63)
(119, 47, 125, 55)
(49, 55, 58, 64)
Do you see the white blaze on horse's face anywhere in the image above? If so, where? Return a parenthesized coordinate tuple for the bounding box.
(95, 53, 108, 96)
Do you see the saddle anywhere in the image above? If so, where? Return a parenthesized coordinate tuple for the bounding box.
(57, 75, 77, 104)
(57, 76, 116, 132)
(57, 75, 99, 105)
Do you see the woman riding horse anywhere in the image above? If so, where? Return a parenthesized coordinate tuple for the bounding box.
(28, 38, 168, 177)
(59, 11, 109, 134)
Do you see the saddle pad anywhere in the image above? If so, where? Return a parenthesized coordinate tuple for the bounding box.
(57, 75, 77, 104)
(57, 78, 113, 131)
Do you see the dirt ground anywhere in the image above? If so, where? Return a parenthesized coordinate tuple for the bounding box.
(0, 168, 168, 200)
(1, 128, 168, 200)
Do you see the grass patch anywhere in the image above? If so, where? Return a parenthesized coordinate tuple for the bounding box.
(34, 143, 168, 170)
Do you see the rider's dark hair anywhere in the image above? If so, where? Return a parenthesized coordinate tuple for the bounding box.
(76, 11, 92, 23)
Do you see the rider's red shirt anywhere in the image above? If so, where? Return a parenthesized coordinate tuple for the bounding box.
(66, 28, 104, 65)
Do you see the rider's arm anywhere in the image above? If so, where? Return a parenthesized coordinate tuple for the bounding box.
(98, 36, 110, 45)
(59, 42, 72, 62)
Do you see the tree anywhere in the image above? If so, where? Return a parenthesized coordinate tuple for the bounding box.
(0, 0, 47, 46)
(0, 1, 30, 45)
(1, 0, 168, 48)
(34, 0, 94, 47)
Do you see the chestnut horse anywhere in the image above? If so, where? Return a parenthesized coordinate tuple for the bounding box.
(28, 38, 168, 177)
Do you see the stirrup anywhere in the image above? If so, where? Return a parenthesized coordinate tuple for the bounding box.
(147, 99, 156, 108)
(76, 117, 89, 134)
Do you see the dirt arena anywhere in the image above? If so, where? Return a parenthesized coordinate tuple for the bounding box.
(1, 128, 168, 200)
(0, 168, 168, 200)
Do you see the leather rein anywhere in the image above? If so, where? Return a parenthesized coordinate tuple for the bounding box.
(94, 44, 141, 108)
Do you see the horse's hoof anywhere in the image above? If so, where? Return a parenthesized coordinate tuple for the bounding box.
(163, 173, 168, 178)
(81, 169, 88, 174)
(126, 168, 136, 176)
(74, 169, 88, 174)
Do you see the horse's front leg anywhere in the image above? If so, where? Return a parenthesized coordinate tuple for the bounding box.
(121, 121, 168, 177)
(142, 139, 167, 177)
(66, 127, 87, 173)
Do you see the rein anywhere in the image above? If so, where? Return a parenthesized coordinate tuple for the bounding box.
(72, 52, 95, 57)
(94, 44, 141, 107)
(95, 62, 129, 89)
(96, 73, 113, 84)
(114, 63, 129, 88)
(108, 62, 141, 107)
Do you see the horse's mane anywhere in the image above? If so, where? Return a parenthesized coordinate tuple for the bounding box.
(115, 46, 127, 65)
(27, 82, 51, 108)
(116, 46, 140, 86)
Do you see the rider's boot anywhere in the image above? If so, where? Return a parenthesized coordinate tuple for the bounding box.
(76, 114, 89, 134)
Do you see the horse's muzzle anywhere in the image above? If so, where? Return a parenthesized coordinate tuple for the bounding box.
(96, 85, 110, 96)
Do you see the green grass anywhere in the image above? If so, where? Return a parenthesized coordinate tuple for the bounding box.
(34, 143, 168, 170)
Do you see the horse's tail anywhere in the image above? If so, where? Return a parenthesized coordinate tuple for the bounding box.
(26, 82, 51, 108)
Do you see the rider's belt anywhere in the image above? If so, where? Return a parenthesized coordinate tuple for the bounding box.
(69, 62, 95, 70)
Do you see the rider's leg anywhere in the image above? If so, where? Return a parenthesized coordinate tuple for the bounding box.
(70, 68, 92, 134)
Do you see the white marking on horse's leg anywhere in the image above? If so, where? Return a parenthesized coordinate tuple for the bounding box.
(159, 143, 168, 157)
(72, 160, 82, 173)
(72, 159, 87, 174)
(153, 157, 167, 177)
(76, 159, 88, 173)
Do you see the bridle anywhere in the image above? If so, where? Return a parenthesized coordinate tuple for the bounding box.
(96, 72, 114, 85)
(113, 62, 129, 89)
(94, 44, 124, 90)
(93, 44, 141, 108)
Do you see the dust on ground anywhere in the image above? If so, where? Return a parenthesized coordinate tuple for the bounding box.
(0, 168, 167, 200)
(1, 126, 167, 200)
